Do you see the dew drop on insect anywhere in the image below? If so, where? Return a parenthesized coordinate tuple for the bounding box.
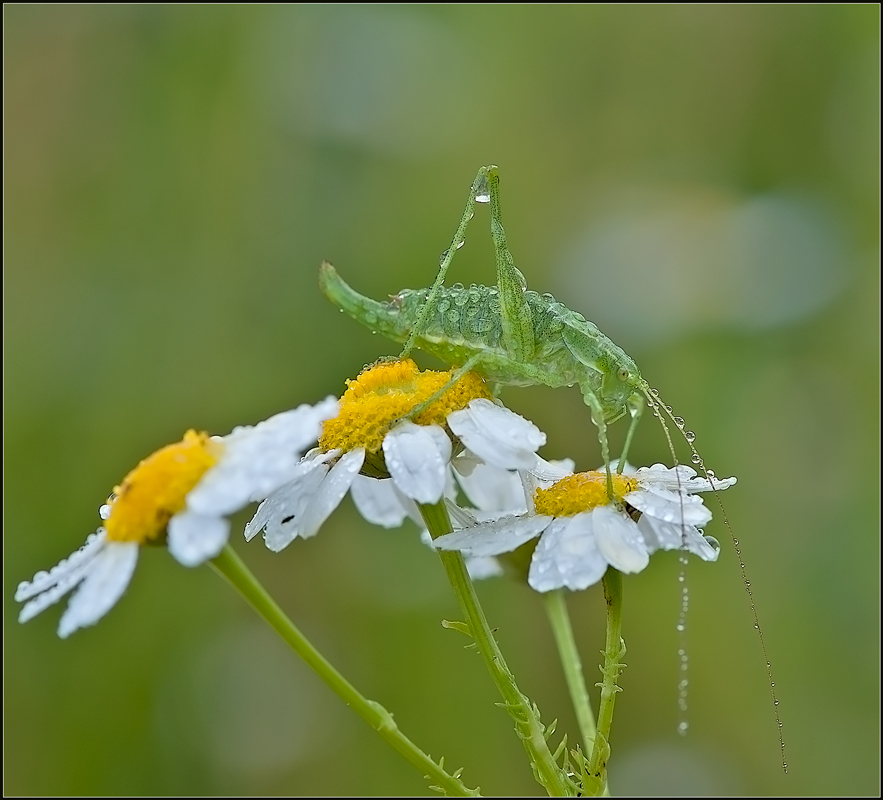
(475, 193, 490, 204)
(452, 282, 464, 290)
(706, 469, 715, 479)
(673, 416, 685, 428)
(684, 430, 696, 443)
(365, 312, 377, 325)
(665, 404, 673, 412)
(439, 249, 450, 266)
(691, 454, 702, 464)
(650, 388, 660, 396)
(677, 721, 689, 736)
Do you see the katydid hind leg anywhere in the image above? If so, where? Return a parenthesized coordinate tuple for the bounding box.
(485, 167, 536, 364)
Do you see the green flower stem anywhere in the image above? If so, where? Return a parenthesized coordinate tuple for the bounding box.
(419, 501, 574, 797)
(587, 568, 626, 794)
(543, 589, 598, 754)
(210, 544, 479, 798)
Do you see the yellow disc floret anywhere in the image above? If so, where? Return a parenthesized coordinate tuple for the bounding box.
(534, 471, 638, 517)
(320, 358, 493, 454)
(104, 430, 222, 544)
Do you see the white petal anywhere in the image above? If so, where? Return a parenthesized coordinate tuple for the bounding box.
(634, 463, 736, 494)
(433, 514, 552, 557)
(295, 447, 365, 541)
(16, 530, 106, 603)
(186, 397, 339, 516)
(637, 515, 720, 561)
(350, 476, 409, 528)
(455, 460, 526, 513)
(167, 512, 231, 567)
(528, 515, 608, 592)
(57, 542, 139, 638)
(466, 556, 504, 580)
(243, 450, 336, 546)
(447, 398, 545, 470)
(625, 487, 713, 527)
(383, 422, 451, 504)
(592, 506, 650, 574)
(529, 457, 575, 483)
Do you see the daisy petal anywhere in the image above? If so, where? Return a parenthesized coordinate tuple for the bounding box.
(383, 422, 451, 504)
(15, 530, 106, 603)
(186, 398, 338, 516)
(167, 512, 231, 567)
(296, 447, 365, 541)
(454, 460, 526, 514)
(637, 516, 720, 561)
(253, 465, 329, 551)
(466, 556, 504, 580)
(57, 542, 139, 638)
(625, 487, 712, 527)
(447, 398, 545, 470)
(350, 476, 409, 528)
(592, 505, 650, 574)
(433, 514, 552, 557)
(528, 515, 607, 592)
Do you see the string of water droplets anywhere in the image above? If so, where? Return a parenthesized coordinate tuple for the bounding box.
(647, 387, 788, 773)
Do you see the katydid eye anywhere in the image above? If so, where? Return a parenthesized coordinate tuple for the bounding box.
(617, 368, 630, 381)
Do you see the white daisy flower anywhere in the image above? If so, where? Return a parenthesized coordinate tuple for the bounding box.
(245, 359, 547, 552)
(433, 463, 733, 593)
(15, 399, 338, 637)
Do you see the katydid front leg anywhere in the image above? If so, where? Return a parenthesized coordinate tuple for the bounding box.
(400, 166, 493, 358)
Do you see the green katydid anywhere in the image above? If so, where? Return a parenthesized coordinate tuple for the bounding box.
(319, 165, 694, 494)
(318, 165, 785, 770)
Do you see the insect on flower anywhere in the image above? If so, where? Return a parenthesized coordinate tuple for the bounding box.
(318, 165, 786, 770)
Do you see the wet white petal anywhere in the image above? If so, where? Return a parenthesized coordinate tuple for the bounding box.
(350, 476, 409, 528)
(15, 530, 106, 603)
(634, 463, 736, 493)
(529, 456, 576, 483)
(186, 398, 338, 516)
(433, 514, 552, 557)
(592, 506, 650, 574)
(625, 486, 712, 527)
(250, 464, 330, 551)
(455, 460, 526, 514)
(295, 447, 365, 542)
(57, 542, 139, 638)
(167, 512, 231, 567)
(637, 515, 719, 561)
(466, 556, 504, 580)
(383, 422, 451, 504)
(447, 398, 545, 470)
(528, 514, 608, 592)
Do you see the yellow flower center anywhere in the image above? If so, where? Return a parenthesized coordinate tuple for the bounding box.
(534, 471, 638, 517)
(320, 358, 493, 454)
(104, 430, 221, 544)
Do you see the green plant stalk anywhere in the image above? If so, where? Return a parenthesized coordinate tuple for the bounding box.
(420, 501, 575, 797)
(210, 544, 479, 797)
(543, 589, 598, 754)
(587, 568, 626, 792)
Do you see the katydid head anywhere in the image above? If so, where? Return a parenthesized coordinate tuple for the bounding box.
(598, 358, 643, 424)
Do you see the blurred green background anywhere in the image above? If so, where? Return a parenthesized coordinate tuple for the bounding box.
(5, 5, 879, 796)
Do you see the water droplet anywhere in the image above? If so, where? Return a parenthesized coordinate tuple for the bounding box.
(665, 404, 673, 412)
(456, 240, 465, 250)
(650, 388, 660, 396)
(774, 699, 779, 706)
(676, 622, 685, 632)
(439, 249, 450, 266)
(365, 312, 377, 325)
(704, 535, 721, 553)
(673, 416, 685, 428)
(475, 193, 490, 204)
(99, 504, 112, 520)
(677, 721, 689, 736)
(685, 430, 696, 443)
(706, 469, 715, 478)
(690, 454, 702, 464)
